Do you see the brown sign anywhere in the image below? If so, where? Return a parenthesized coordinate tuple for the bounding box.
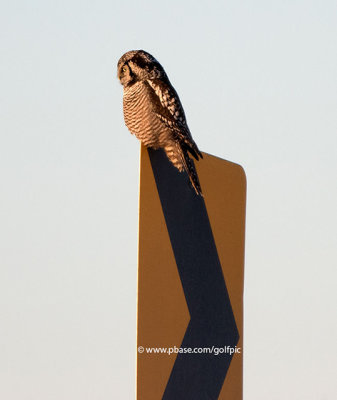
(137, 145, 246, 399)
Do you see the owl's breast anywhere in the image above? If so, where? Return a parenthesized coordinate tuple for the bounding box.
(123, 82, 165, 148)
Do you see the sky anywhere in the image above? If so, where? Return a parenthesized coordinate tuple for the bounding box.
(1, 0, 336, 399)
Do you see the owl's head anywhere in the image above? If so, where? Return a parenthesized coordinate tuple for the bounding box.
(117, 50, 166, 87)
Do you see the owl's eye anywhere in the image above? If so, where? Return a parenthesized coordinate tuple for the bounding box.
(122, 65, 127, 72)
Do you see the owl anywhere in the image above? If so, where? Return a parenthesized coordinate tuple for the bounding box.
(117, 50, 203, 196)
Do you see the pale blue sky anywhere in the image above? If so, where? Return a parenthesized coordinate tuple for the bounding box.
(1, 1, 336, 399)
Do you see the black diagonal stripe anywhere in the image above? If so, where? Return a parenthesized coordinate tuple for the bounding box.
(148, 148, 239, 400)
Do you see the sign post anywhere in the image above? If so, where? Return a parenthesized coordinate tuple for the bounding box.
(137, 145, 246, 399)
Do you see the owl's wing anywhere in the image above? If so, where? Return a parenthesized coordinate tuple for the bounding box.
(146, 79, 202, 160)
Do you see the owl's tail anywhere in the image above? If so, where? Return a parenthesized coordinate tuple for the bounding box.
(182, 147, 203, 196)
(165, 143, 203, 196)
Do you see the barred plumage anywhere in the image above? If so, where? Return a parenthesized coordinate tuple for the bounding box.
(117, 50, 203, 196)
